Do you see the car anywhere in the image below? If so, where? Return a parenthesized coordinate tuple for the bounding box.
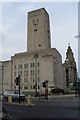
(3, 90, 25, 101)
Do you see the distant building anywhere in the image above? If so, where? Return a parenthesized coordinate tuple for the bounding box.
(63, 44, 77, 92)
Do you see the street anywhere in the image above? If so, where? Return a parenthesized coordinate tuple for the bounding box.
(2, 95, 80, 119)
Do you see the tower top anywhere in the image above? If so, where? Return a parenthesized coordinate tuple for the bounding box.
(27, 8, 51, 51)
(28, 8, 49, 17)
(66, 44, 74, 61)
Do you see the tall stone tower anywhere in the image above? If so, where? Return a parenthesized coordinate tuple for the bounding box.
(27, 8, 51, 51)
(63, 44, 77, 91)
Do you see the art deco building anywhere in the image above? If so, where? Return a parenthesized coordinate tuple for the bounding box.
(1, 8, 69, 93)
(11, 8, 64, 93)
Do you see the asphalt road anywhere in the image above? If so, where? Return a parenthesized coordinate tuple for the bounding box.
(2, 95, 80, 120)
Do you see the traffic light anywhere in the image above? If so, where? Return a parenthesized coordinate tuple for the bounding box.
(15, 77, 20, 85)
(43, 81, 46, 87)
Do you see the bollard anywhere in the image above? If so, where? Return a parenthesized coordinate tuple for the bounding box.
(8, 96, 12, 103)
(27, 95, 32, 106)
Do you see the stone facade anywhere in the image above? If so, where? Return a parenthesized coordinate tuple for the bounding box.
(11, 48, 64, 92)
(27, 8, 51, 51)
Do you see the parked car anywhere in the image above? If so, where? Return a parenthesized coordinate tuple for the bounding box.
(3, 90, 25, 101)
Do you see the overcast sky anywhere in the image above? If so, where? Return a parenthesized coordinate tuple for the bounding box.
(0, 1, 79, 76)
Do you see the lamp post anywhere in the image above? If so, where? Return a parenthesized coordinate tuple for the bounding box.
(2, 65, 3, 96)
(34, 54, 38, 97)
(75, 33, 80, 78)
(34, 45, 41, 97)
(75, 33, 80, 97)
(0, 64, 3, 96)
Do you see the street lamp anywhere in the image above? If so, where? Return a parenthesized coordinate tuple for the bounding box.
(34, 53, 38, 97)
(75, 33, 80, 97)
(34, 44, 41, 97)
(0, 64, 3, 96)
(2, 65, 3, 96)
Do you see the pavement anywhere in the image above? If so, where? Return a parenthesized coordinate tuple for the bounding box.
(2, 94, 79, 107)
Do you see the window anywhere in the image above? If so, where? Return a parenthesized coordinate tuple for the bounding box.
(18, 64, 22, 69)
(38, 85, 40, 89)
(47, 29, 49, 33)
(31, 86, 32, 89)
(24, 86, 27, 90)
(37, 62, 39, 67)
(30, 63, 32, 68)
(24, 78, 28, 83)
(24, 86, 28, 90)
(38, 77, 39, 82)
(14, 86, 16, 89)
(38, 70, 39, 75)
(34, 29, 37, 31)
(33, 78, 34, 82)
(31, 70, 32, 76)
(24, 64, 28, 69)
(14, 72, 16, 77)
(31, 63, 34, 68)
(33, 63, 34, 67)
(14, 65, 16, 69)
(18, 71, 22, 76)
(33, 19, 38, 25)
(24, 71, 28, 76)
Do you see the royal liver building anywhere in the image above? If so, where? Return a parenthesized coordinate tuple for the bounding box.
(0, 8, 77, 93)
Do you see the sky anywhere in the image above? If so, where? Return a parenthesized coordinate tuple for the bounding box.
(0, 1, 79, 76)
